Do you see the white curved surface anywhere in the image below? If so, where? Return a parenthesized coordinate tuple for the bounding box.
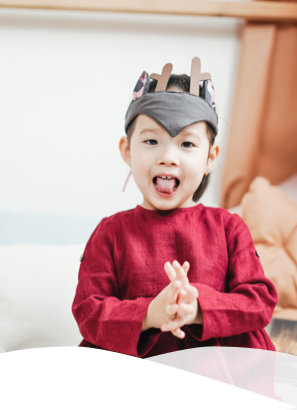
(0, 347, 294, 410)
(148, 346, 297, 406)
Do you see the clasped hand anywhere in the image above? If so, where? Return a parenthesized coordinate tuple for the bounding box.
(146, 260, 201, 339)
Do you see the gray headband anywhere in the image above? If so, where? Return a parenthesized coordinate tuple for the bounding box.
(125, 91, 218, 138)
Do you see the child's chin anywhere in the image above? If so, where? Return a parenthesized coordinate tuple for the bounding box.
(152, 197, 180, 211)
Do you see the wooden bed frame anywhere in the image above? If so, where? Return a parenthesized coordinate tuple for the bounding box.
(1, 0, 297, 23)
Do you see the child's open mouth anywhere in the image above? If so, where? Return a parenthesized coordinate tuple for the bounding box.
(153, 175, 180, 196)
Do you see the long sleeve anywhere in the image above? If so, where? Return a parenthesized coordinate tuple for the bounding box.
(187, 214, 278, 341)
(72, 218, 160, 357)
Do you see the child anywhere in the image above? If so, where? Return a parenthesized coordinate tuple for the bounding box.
(72, 57, 277, 358)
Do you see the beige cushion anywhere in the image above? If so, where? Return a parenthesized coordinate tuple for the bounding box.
(241, 177, 297, 320)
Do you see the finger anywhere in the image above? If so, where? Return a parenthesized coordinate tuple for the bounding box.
(182, 261, 190, 275)
(164, 261, 177, 282)
(172, 260, 189, 285)
(176, 284, 198, 305)
(181, 284, 199, 304)
(176, 288, 187, 305)
(184, 284, 198, 299)
(161, 314, 188, 332)
(167, 280, 181, 304)
(176, 303, 195, 319)
(171, 328, 185, 339)
(161, 320, 185, 333)
(165, 303, 179, 316)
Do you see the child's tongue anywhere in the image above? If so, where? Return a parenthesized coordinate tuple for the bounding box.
(156, 177, 176, 194)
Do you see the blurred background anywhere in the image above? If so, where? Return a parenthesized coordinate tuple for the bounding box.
(0, 7, 242, 245)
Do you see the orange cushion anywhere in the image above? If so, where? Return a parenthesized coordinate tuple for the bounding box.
(241, 177, 297, 320)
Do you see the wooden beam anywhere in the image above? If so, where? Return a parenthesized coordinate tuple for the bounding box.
(1, 0, 297, 23)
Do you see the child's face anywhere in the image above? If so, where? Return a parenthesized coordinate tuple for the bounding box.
(120, 114, 219, 210)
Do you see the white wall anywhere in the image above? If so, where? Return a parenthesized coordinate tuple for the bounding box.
(0, 8, 243, 243)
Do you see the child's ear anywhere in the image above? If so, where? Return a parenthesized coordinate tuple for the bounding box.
(119, 136, 131, 167)
(205, 144, 219, 175)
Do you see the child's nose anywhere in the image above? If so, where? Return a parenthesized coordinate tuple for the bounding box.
(157, 145, 179, 167)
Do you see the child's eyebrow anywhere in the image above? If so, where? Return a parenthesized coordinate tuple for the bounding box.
(181, 130, 202, 140)
(139, 128, 160, 135)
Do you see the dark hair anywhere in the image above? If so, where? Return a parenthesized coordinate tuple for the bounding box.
(126, 74, 216, 203)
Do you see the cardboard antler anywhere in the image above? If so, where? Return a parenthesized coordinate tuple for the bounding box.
(150, 63, 173, 92)
(190, 57, 211, 96)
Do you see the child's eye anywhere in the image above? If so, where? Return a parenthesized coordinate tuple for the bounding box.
(181, 141, 194, 148)
(145, 139, 158, 145)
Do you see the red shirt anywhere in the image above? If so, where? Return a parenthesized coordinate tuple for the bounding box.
(72, 204, 277, 357)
